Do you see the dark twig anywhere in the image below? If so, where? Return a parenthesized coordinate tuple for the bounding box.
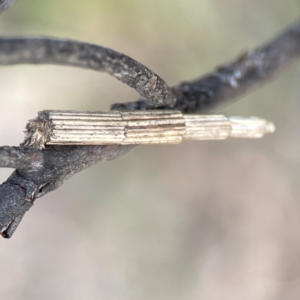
(0, 145, 134, 238)
(0, 37, 175, 108)
(1, 0, 300, 238)
(112, 20, 300, 113)
(0, 146, 42, 169)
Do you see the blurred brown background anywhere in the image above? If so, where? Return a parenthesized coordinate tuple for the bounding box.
(1, 0, 300, 299)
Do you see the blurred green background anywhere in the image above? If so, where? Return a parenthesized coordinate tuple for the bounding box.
(1, 0, 300, 299)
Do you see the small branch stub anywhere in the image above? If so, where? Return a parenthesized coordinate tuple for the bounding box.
(22, 110, 275, 150)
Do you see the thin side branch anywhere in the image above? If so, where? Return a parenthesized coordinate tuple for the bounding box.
(112, 20, 300, 112)
(0, 37, 175, 108)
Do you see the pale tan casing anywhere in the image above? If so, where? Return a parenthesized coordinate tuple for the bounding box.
(37, 110, 275, 146)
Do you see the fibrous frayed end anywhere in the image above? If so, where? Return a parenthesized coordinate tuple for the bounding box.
(21, 114, 53, 150)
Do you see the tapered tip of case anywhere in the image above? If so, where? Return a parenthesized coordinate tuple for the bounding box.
(265, 122, 276, 134)
(229, 117, 275, 138)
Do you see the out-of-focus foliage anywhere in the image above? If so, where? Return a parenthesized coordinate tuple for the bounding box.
(0, 1, 300, 299)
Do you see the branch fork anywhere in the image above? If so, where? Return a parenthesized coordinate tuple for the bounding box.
(0, 0, 299, 238)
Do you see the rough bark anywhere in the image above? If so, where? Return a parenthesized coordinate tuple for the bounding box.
(0, 145, 134, 237)
(112, 20, 300, 112)
(0, 37, 175, 108)
(1, 0, 300, 238)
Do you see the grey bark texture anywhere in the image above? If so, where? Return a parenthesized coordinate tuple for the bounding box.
(0, 37, 175, 108)
(0, 145, 134, 237)
(112, 20, 300, 112)
(0, 1, 300, 238)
